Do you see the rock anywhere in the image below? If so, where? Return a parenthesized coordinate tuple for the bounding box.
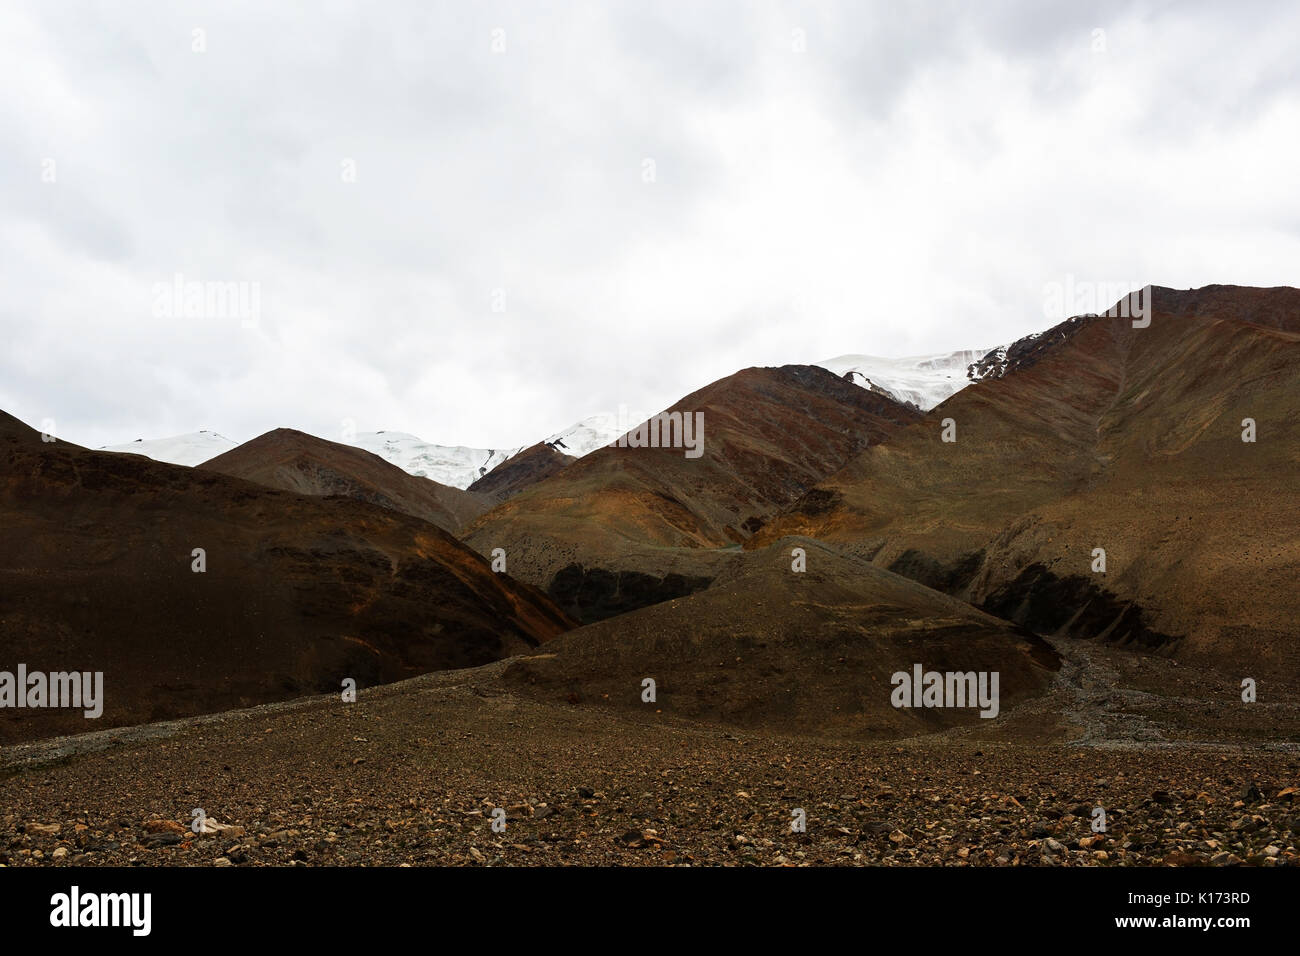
(28, 823, 61, 836)
(197, 819, 246, 838)
(213, 856, 232, 867)
(143, 820, 186, 835)
(51, 847, 68, 860)
(143, 832, 184, 847)
(1277, 787, 1298, 803)
(620, 830, 654, 848)
(1240, 783, 1263, 803)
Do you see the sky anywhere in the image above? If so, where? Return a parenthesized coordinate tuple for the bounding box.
(3, 0, 1299, 449)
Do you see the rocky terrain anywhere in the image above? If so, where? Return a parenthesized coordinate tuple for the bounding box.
(467, 441, 576, 502)
(2, 633, 1296, 867)
(464, 365, 921, 621)
(4, 284, 1297, 868)
(500, 537, 1058, 738)
(0, 411, 571, 743)
(202, 427, 493, 532)
(758, 286, 1300, 677)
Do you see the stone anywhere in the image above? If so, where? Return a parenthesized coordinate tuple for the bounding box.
(143, 820, 185, 835)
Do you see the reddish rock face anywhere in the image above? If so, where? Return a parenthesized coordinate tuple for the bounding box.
(463, 364, 922, 620)
(468, 441, 576, 502)
(759, 285, 1300, 676)
(0, 412, 573, 744)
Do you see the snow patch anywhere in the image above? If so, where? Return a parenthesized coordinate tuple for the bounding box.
(99, 430, 238, 467)
(347, 431, 520, 489)
(542, 413, 629, 458)
(816, 348, 1000, 410)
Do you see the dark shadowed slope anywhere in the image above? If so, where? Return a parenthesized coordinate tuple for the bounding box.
(759, 285, 1300, 674)
(467, 441, 576, 502)
(0, 412, 572, 744)
(501, 537, 1058, 739)
(463, 365, 922, 621)
(202, 428, 492, 532)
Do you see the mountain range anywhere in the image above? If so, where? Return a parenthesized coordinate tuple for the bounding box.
(5, 283, 1297, 747)
(93, 349, 1007, 486)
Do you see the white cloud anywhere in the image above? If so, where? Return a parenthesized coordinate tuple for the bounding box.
(2, 0, 1298, 450)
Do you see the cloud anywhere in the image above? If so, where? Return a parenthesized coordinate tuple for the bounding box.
(2, 0, 1298, 450)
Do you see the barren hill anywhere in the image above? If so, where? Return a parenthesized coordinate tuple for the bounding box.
(464, 365, 922, 621)
(0, 412, 572, 743)
(757, 285, 1300, 673)
(202, 428, 492, 532)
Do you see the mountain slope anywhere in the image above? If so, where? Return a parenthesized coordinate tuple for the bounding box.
(502, 537, 1058, 739)
(0, 411, 572, 744)
(760, 285, 1300, 674)
(464, 365, 922, 621)
(202, 428, 493, 532)
(467, 441, 576, 502)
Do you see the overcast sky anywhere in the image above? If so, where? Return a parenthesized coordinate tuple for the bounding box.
(3, 0, 1299, 449)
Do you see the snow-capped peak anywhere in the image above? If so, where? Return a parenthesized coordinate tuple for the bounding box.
(345, 431, 520, 489)
(542, 412, 631, 458)
(99, 430, 238, 467)
(815, 347, 1001, 410)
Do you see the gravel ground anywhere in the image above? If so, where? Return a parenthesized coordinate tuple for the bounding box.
(2, 639, 1297, 868)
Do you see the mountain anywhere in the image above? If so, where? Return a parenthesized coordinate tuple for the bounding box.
(201, 428, 492, 532)
(0, 411, 572, 744)
(99, 429, 238, 466)
(345, 414, 627, 489)
(94, 414, 627, 491)
(464, 364, 922, 621)
(344, 431, 519, 489)
(815, 347, 998, 410)
(542, 413, 628, 457)
(467, 440, 576, 502)
(760, 285, 1300, 676)
(501, 537, 1059, 738)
